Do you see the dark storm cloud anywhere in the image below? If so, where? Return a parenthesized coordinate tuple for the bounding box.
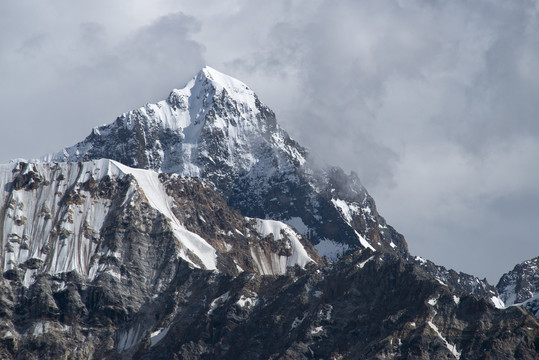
(1, 0, 538, 282)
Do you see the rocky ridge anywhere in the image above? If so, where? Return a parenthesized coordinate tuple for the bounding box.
(41, 66, 499, 300)
(43, 66, 407, 260)
(0, 67, 537, 358)
(497, 256, 539, 317)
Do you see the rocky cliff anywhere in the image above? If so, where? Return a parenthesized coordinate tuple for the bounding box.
(0, 67, 537, 359)
(497, 256, 539, 318)
(43, 67, 407, 260)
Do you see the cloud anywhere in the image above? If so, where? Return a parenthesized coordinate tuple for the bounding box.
(0, 6, 204, 162)
(191, 0, 539, 281)
(1, 0, 538, 282)
(378, 137, 539, 280)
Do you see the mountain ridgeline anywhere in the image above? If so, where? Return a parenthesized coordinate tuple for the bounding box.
(0, 67, 538, 359)
(43, 67, 407, 261)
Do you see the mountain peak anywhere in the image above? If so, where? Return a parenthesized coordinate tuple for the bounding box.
(41, 67, 409, 261)
(194, 66, 254, 98)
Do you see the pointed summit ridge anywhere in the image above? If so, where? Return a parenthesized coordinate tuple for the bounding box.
(164, 66, 257, 118)
(199, 66, 253, 94)
(42, 68, 408, 260)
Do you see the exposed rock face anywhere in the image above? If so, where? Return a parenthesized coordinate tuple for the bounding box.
(411, 255, 503, 302)
(43, 67, 407, 260)
(0, 159, 322, 359)
(2, 249, 538, 359)
(0, 67, 537, 358)
(497, 256, 539, 317)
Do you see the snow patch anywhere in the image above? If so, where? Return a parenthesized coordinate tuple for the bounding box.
(491, 296, 505, 309)
(358, 255, 375, 269)
(290, 314, 306, 330)
(331, 198, 354, 223)
(208, 291, 230, 315)
(428, 297, 438, 306)
(236, 293, 259, 309)
(355, 231, 375, 251)
(117, 324, 144, 351)
(436, 279, 448, 287)
(428, 310, 461, 359)
(315, 239, 349, 261)
(31, 321, 51, 336)
(251, 219, 313, 274)
(150, 324, 172, 347)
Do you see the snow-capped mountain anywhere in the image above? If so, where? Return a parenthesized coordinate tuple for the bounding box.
(1, 66, 538, 359)
(497, 256, 539, 317)
(43, 66, 407, 260)
(42, 66, 502, 301)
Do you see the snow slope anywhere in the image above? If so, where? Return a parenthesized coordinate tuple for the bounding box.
(40, 66, 408, 261)
(250, 219, 313, 275)
(1, 159, 316, 287)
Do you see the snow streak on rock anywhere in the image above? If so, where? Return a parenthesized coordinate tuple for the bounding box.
(1, 159, 318, 287)
(41, 66, 408, 261)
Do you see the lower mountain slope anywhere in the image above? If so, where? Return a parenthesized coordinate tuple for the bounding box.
(2, 249, 537, 359)
(137, 250, 539, 360)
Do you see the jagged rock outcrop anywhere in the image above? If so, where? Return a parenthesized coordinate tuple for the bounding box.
(411, 255, 503, 304)
(0, 67, 537, 359)
(497, 256, 539, 317)
(43, 66, 407, 260)
(4, 249, 537, 359)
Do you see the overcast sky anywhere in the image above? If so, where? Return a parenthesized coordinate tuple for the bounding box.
(2, 0, 539, 283)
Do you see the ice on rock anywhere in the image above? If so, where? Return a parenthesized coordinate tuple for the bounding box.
(37, 66, 404, 265)
(250, 219, 314, 275)
(0, 159, 218, 287)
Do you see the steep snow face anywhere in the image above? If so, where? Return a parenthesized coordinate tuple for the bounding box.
(0, 160, 113, 286)
(0, 159, 217, 286)
(250, 219, 313, 275)
(1, 159, 319, 286)
(43, 66, 304, 181)
(40, 67, 408, 260)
